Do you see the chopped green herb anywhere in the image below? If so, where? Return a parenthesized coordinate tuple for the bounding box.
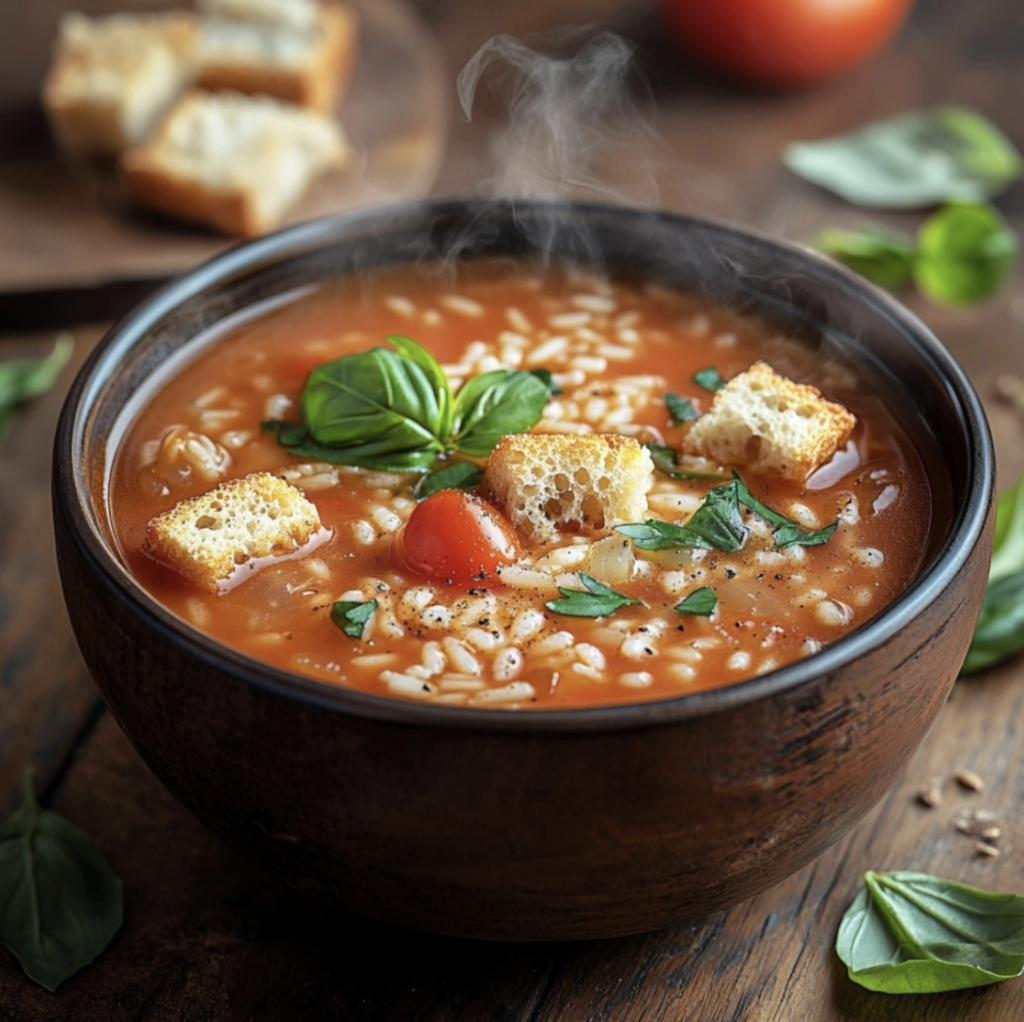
(529, 368, 563, 396)
(837, 870, 1024, 993)
(617, 482, 748, 553)
(645, 443, 727, 481)
(0, 335, 73, 441)
(272, 336, 550, 472)
(0, 770, 123, 992)
(785, 107, 1024, 209)
(675, 587, 717, 616)
(692, 367, 726, 393)
(416, 461, 484, 500)
(732, 473, 838, 547)
(665, 391, 698, 424)
(545, 572, 643, 618)
(331, 599, 378, 638)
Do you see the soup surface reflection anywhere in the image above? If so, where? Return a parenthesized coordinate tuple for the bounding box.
(107, 262, 935, 708)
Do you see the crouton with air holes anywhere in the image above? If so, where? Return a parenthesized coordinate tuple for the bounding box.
(682, 361, 856, 481)
(144, 472, 322, 590)
(484, 433, 654, 543)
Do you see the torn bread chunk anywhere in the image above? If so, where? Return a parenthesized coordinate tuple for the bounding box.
(121, 89, 351, 236)
(197, 1, 357, 112)
(43, 11, 199, 156)
(682, 361, 856, 481)
(144, 471, 323, 591)
(484, 434, 654, 544)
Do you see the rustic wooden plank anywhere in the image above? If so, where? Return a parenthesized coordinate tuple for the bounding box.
(0, 326, 106, 813)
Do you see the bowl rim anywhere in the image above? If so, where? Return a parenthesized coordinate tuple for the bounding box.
(55, 198, 994, 734)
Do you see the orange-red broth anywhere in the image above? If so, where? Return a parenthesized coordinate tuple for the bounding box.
(107, 264, 934, 709)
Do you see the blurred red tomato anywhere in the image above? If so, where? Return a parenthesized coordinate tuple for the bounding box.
(662, 0, 914, 86)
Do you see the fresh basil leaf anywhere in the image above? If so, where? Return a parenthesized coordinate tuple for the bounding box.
(263, 419, 437, 472)
(692, 367, 726, 393)
(0, 769, 122, 992)
(617, 519, 713, 551)
(416, 460, 484, 499)
(301, 348, 446, 469)
(665, 392, 698, 424)
(529, 368, 563, 396)
(546, 571, 643, 618)
(675, 587, 717, 616)
(331, 599, 378, 638)
(813, 226, 917, 291)
(837, 870, 1024, 993)
(962, 572, 1024, 674)
(645, 443, 728, 481)
(989, 471, 1024, 583)
(785, 107, 1024, 209)
(387, 334, 454, 439)
(451, 369, 550, 457)
(733, 473, 838, 547)
(914, 201, 1018, 305)
(0, 336, 73, 441)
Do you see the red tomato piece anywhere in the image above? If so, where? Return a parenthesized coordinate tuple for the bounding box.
(662, 0, 914, 87)
(402, 489, 520, 586)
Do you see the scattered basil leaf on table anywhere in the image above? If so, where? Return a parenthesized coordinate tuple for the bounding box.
(665, 392, 698, 424)
(785, 107, 1024, 209)
(415, 460, 484, 500)
(962, 472, 1024, 674)
(271, 337, 549, 472)
(0, 769, 122, 992)
(0, 336, 73, 441)
(675, 587, 717, 616)
(915, 201, 1018, 305)
(331, 599, 378, 638)
(645, 443, 727, 481)
(836, 870, 1024, 993)
(692, 367, 726, 393)
(546, 572, 644, 618)
(813, 226, 917, 291)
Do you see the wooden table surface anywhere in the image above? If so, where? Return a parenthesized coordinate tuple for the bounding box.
(3, 0, 1024, 1018)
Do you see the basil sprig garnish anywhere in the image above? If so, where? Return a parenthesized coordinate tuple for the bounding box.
(692, 367, 726, 393)
(963, 471, 1024, 674)
(646, 443, 728, 481)
(785, 107, 1024, 209)
(546, 572, 643, 618)
(0, 770, 123, 992)
(665, 392, 698, 424)
(331, 599, 378, 638)
(415, 460, 484, 500)
(675, 587, 717, 616)
(837, 871, 1024, 993)
(267, 336, 550, 472)
(816, 201, 1017, 305)
(0, 335, 73, 441)
(619, 473, 837, 553)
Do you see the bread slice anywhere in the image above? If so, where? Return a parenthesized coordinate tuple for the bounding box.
(144, 471, 323, 591)
(121, 89, 351, 237)
(484, 434, 654, 543)
(197, 1, 357, 113)
(43, 11, 199, 156)
(682, 361, 856, 481)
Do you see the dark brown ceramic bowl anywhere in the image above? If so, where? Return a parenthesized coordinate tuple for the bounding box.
(54, 200, 994, 941)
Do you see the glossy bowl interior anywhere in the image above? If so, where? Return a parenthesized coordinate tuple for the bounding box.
(54, 200, 994, 940)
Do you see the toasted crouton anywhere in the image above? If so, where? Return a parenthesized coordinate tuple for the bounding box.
(144, 471, 323, 590)
(197, 1, 357, 113)
(43, 11, 200, 156)
(484, 434, 654, 543)
(682, 361, 856, 481)
(121, 89, 350, 236)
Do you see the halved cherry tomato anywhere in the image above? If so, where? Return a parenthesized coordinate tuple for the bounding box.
(402, 489, 519, 587)
(662, 0, 914, 87)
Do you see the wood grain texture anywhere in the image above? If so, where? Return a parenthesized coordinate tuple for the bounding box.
(3, 0, 1024, 1015)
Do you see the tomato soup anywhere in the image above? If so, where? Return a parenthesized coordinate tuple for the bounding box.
(105, 261, 935, 708)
